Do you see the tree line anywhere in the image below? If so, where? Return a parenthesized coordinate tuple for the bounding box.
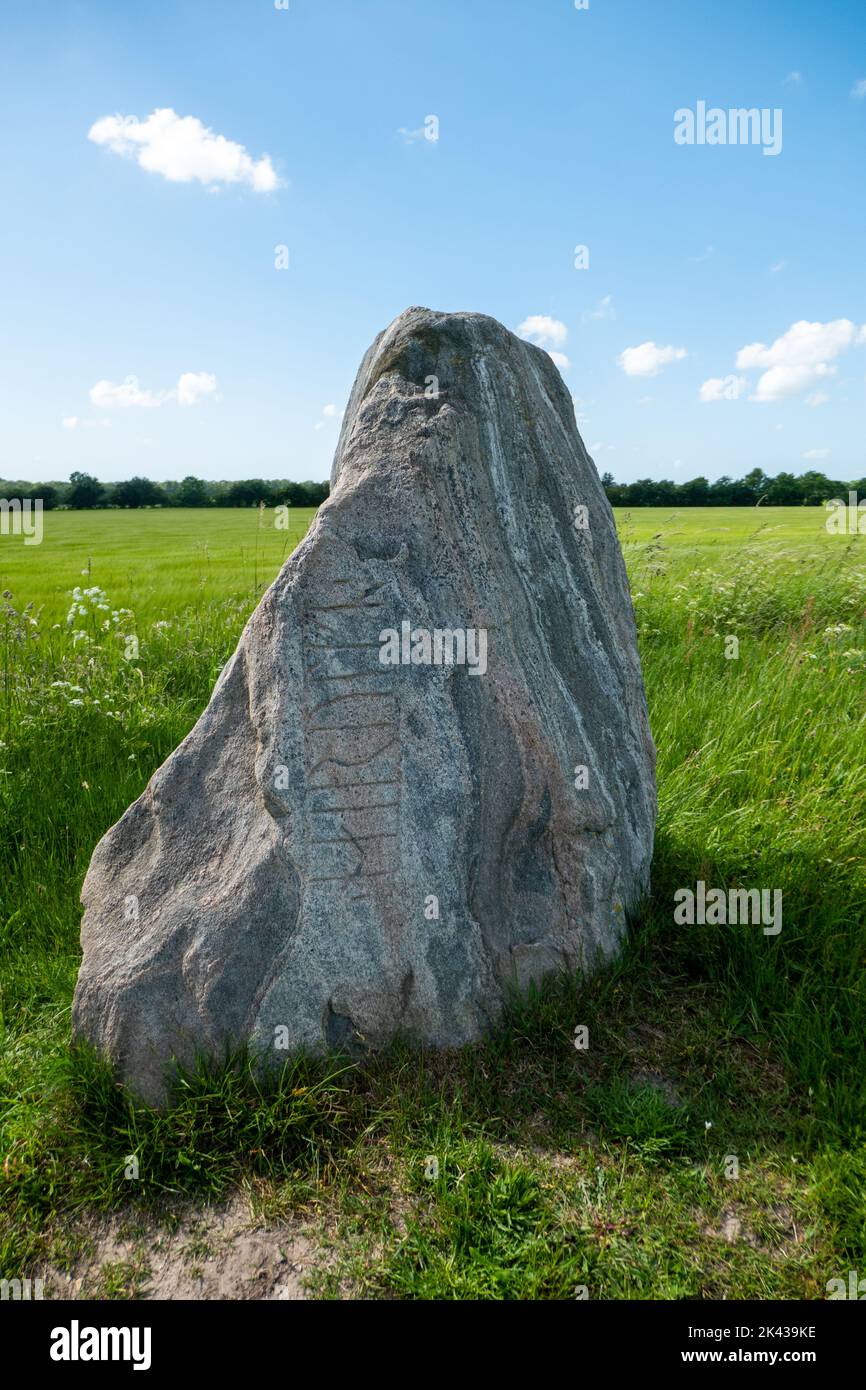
(0, 473, 331, 510)
(599, 468, 865, 507)
(3, 468, 861, 512)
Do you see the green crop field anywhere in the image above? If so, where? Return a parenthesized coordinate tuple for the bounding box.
(0, 506, 318, 625)
(1, 505, 864, 1299)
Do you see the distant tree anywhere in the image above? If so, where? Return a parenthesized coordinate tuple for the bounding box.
(728, 477, 759, 506)
(284, 481, 310, 507)
(765, 471, 807, 505)
(797, 471, 837, 506)
(224, 479, 268, 507)
(111, 476, 167, 508)
(67, 471, 106, 508)
(265, 480, 330, 508)
(625, 478, 656, 506)
(30, 483, 58, 509)
(266, 480, 301, 507)
(299, 480, 330, 506)
(743, 468, 770, 503)
(654, 479, 680, 505)
(679, 476, 711, 506)
(708, 476, 736, 506)
(599, 466, 864, 508)
(175, 475, 211, 507)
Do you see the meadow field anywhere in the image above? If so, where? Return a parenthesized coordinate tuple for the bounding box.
(1, 504, 864, 1299)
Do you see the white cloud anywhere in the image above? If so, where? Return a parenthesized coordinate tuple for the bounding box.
(315, 402, 343, 430)
(749, 363, 837, 402)
(699, 375, 748, 402)
(803, 448, 830, 460)
(582, 295, 616, 323)
(90, 375, 162, 410)
(737, 319, 861, 369)
(617, 342, 687, 377)
(547, 351, 571, 370)
(851, 78, 866, 99)
(176, 371, 217, 407)
(806, 391, 830, 407)
(784, 71, 802, 85)
(736, 318, 865, 401)
(62, 416, 110, 430)
(88, 108, 282, 192)
(516, 315, 568, 350)
(89, 371, 217, 410)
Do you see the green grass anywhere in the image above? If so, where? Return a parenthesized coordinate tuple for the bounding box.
(1, 505, 864, 1299)
(0, 505, 316, 625)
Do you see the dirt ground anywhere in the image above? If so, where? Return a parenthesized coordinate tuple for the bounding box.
(39, 1196, 320, 1301)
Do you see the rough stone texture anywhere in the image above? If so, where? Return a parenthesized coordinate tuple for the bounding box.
(72, 307, 656, 1106)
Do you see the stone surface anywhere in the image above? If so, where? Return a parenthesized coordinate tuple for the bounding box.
(72, 306, 657, 1106)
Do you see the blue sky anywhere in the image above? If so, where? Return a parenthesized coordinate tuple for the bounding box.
(1, 0, 864, 484)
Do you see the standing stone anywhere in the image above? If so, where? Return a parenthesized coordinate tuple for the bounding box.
(72, 307, 656, 1106)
